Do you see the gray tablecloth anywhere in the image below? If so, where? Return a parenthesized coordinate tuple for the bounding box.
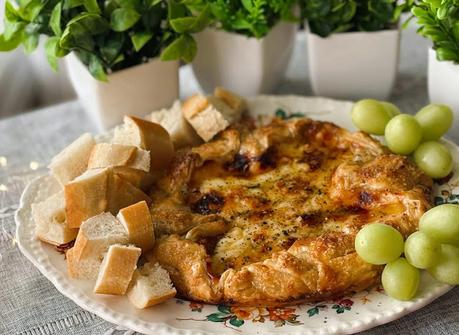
(1, 26, 459, 335)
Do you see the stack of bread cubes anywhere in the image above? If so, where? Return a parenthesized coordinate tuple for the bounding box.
(31, 88, 246, 309)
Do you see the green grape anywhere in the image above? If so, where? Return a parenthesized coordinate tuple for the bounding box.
(355, 223, 404, 265)
(419, 204, 459, 245)
(384, 114, 423, 155)
(381, 101, 401, 118)
(382, 258, 420, 301)
(415, 104, 453, 141)
(404, 231, 440, 269)
(413, 141, 453, 179)
(351, 99, 392, 135)
(427, 244, 459, 285)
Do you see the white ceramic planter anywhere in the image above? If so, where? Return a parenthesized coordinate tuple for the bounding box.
(29, 38, 75, 106)
(428, 48, 459, 136)
(66, 54, 179, 130)
(306, 26, 400, 100)
(191, 23, 297, 96)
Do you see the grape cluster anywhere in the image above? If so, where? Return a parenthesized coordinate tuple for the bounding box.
(355, 205, 459, 301)
(351, 100, 454, 179)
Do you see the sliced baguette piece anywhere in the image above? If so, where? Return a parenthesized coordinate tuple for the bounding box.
(148, 100, 202, 149)
(127, 262, 176, 309)
(65, 167, 151, 228)
(117, 201, 155, 252)
(49, 133, 95, 186)
(182, 94, 242, 142)
(32, 191, 78, 246)
(112, 166, 154, 192)
(106, 173, 151, 215)
(65, 168, 109, 229)
(113, 116, 174, 175)
(94, 244, 141, 295)
(213, 87, 247, 115)
(67, 212, 128, 279)
(88, 143, 150, 172)
(66, 247, 101, 280)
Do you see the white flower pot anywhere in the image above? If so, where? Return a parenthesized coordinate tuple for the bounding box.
(29, 38, 75, 106)
(66, 53, 179, 130)
(306, 27, 400, 100)
(428, 48, 459, 136)
(191, 23, 297, 96)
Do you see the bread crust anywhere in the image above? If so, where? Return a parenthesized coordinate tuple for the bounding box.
(65, 168, 151, 228)
(114, 116, 174, 175)
(117, 201, 155, 252)
(32, 191, 78, 246)
(94, 245, 141, 295)
(149, 117, 433, 306)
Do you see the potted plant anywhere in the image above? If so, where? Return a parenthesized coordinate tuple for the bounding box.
(0, 0, 208, 130)
(190, 0, 298, 96)
(301, 0, 412, 100)
(412, 0, 459, 135)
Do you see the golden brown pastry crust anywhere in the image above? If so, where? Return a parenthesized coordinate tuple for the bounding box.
(148, 117, 433, 306)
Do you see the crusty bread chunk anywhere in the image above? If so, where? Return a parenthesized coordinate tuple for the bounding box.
(127, 262, 176, 309)
(106, 173, 151, 214)
(214, 87, 247, 115)
(65, 168, 151, 228)
(48, 133, 95, 186)
(65, 168, 109, 229)
(111, 166, 154, 192)
(66, 247, 101, 280)
(117, 201, 155, 252)
(32, 191, 78, 246)
(182, 94, 243, 142)
(148, 101, 202, 149)
(67, 212, 128, 279)
(94, 244, 141, 295)
(88, 143, 150, 172)
(113, 116, 174, 175)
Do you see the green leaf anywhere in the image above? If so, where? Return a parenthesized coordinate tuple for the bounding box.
(307, 307, 319, 317)
(63, 0, 84, 10)
(170, 17, 196, 33)
(110, 8, 141, 31)
(5, 1, 21, 22)
(84, 0, 100, 13)
(160, 34, 197, 62)
(229, 317, 244, 327)
(88, 54, 108, 81)
(168, 0, 187, 20)
(112, 53, 124, 65)
(50, 3, 62, 36)
(45, 36, 59, 71)
(187, 4, 211, 33)
(19, 0, 45, 21)
(23, 33, 39, 54)
(436, 47, 457, 61)
(0, 33, 22, 51)
(115, 0, 141, 9)
(145, 0, 162, 9)
(100, 33, 124, 64)
(68, 13, 110, 34)
(437, 6, 448, 20)
(60, 22, 95, 51)
(241, 0, 253, 12)
(3, 20, 26, 41)
(275, 108, 287, 119)
(131, 31, 153, 51)
(453, 22, 459, 41)
(217, 305, 231, 314)
(206, 313, 227, 322)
